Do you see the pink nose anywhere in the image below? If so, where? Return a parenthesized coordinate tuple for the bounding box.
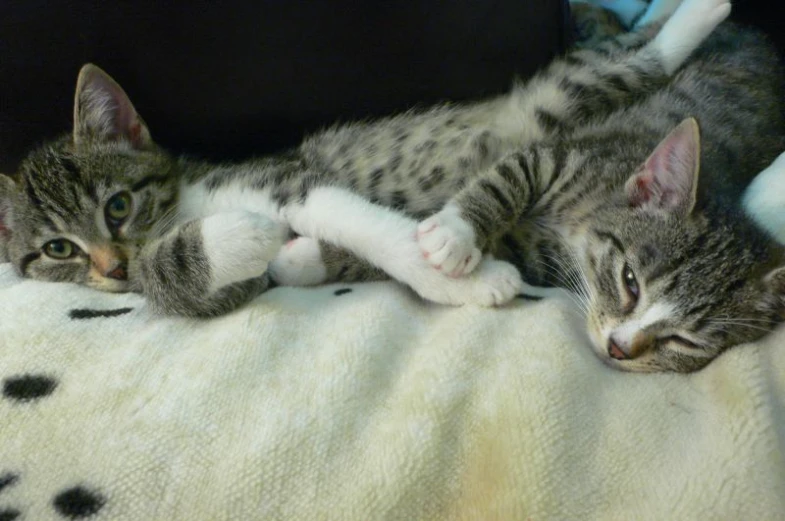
(105, 263, 128, 281)
(608, 338, 628, 360)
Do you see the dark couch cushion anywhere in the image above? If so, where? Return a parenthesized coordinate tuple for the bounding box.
(0, 1, 571, 172)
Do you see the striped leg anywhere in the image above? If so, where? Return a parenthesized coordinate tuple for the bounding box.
(135, 212, 283, 317)
(418, 150, 547, 277)
(508, 0, 730, 142)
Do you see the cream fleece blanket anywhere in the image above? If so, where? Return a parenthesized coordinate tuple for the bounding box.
(1, 262, 784, 520)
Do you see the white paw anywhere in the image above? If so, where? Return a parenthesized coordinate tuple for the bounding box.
(743, 151, 785, 245)
(406, 254, 523, 307)
(417, 205, 481, 277)
(471, 257, 525, 307)
(201, 211, 286, 291)
(268, 236, 328, 286)
(652, 0, 731, 72)
(671, 0, 731, 28)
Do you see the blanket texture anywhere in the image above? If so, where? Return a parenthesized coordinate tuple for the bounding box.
(1, 262, 784, 520)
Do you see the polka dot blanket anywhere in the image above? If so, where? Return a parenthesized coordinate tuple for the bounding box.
(1, 263, 784, 520)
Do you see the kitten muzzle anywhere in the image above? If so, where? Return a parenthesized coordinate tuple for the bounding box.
(608, 332, 653, 360)
(89, 244, 129, 281)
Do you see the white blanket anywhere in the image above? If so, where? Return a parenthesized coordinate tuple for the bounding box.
(1, 262, 784, 520)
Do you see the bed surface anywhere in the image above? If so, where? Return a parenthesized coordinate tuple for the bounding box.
(1, 263, 784, 520)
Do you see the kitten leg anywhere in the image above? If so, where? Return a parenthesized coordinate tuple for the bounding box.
(648, 0, 731, 74)
(318, 240, 389, 283)
(136, 211, 285, 316)
(269, 237, 393, 286)
(201, 211, 285, 291)
(421, 0, 732, 276)
(504, 0, 729, 141)
(742, 151, 785, 245)
(418, 149, 546, 276)
(283, 188, 523, 306)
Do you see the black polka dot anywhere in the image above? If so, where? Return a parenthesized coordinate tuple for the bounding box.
(53, 486, 105, 519)
(0, 473, 19, 494)
(69, 307, 133, 320)
(0, 509, 21, 521)
(3, 375, 58, 402)
(516, 293, 543, 301)
(334, 288, 352, 296)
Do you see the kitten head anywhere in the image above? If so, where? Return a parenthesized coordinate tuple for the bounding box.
(580, 118, 785, 372)
(0, 64, 180, 292)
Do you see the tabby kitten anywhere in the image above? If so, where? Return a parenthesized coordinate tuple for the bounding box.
(2, 0, 783, 373)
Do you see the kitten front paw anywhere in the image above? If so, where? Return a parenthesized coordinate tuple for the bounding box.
(417, 206, 481, 277)
(202, 211, 286, 291)
(472, 257, 524, 307)
(671, 0, 730, 29)
(268, 236, 328, 286)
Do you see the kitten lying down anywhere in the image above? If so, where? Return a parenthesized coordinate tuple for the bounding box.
(1, 0, 784, 373)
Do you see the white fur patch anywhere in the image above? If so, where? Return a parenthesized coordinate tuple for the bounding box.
(743, 151, 785, 244)
(268, 237, 328, 286)
(606, 302, 676, 346)
(201, 211, 285, 292)
(179, 177, 286, 224)
(284, 187, 522, 306)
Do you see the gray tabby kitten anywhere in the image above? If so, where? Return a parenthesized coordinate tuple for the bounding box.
(1, 0, 782, 373)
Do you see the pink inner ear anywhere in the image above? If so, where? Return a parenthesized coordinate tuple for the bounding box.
(77, 65, 148, 147)
(629, 174, 653, 206)
(626, 118, 700, 214)
(94, 75, 136, 140)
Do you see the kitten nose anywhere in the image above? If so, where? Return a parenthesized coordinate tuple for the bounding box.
(608, 337, 629, 360)
(608, 333, 654, 360)
(90, 245, 128, 280)
(105, 261, 128, 281)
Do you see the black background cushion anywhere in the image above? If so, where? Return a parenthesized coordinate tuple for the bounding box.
(0, 1, 780, 174)
(0, 0, 571, 172)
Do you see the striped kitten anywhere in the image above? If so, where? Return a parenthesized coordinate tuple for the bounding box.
(2, 0, 782, 372)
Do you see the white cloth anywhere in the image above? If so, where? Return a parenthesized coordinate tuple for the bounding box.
(1, 262, 783, 520)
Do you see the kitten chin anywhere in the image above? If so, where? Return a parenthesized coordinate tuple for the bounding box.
(86, 275, 130, 293)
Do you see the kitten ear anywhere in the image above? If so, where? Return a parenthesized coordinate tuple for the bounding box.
(763, 266, 785, 314)
(624, 118, 701, 216)
(73, 63, 152, 149)
(0, 174, 17, 261)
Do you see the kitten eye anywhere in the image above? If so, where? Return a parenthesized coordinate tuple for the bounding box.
(43, 239, 78, 260)
(105, 191, 133, 225)
(664, 335, 700, 350)
(622, 263, 639, 303)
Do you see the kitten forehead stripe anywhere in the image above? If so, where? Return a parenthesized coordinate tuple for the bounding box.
(595, 231, 625, 254)
(131, 174, 172, 192)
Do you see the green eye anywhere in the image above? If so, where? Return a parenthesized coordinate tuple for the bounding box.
(105, 191, 133, 224)
(622, 263, 640, 302)
(43, 239, 77, 259)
